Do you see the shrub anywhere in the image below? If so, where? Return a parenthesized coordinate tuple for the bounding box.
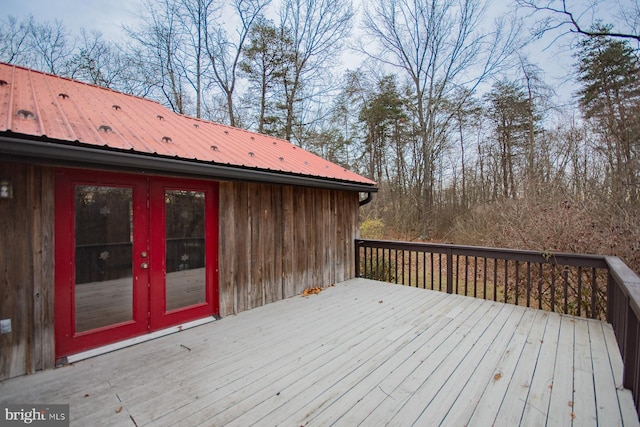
(360, 218, 386, 239)
(360, 257, 397, 282)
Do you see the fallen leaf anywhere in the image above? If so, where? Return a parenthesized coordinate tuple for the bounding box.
(115, 406, 123, 414)
(84, 394, 90, 398)
(493, 373, 502, 381)
(302, 287, 323, 296)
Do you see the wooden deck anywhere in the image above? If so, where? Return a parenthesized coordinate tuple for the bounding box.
(1, 278, 637, 426)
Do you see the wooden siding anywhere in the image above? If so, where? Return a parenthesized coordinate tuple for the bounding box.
(218, 182, 358, 317)
(0, 162, 55, 380)
(0, 165, 359, 379)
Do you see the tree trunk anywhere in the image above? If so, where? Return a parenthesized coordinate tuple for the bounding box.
(227, 90, 235, 127)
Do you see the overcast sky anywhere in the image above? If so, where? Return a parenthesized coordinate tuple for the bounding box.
(4, 0, 612, 105)
(5, 0, 134, 41)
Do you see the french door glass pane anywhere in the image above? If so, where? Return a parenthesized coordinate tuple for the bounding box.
(165, 190, 206, 311)
(74, 186, 133, 332)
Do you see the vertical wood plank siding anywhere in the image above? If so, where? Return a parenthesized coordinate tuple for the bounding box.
(0, 163, 55, 380)
(218, 182, 359, 317)
(0, 165, 359, 379)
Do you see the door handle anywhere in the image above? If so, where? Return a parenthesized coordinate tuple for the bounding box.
(141, 263, 149, 269)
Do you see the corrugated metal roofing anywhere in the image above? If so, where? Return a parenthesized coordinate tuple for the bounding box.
(0, 63, 376, 188)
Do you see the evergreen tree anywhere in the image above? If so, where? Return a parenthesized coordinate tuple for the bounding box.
(485, 81, 535, 199)
(358, 75, 408, 183)
(239, 20, 292, 135)
(577, 29, 640, 205)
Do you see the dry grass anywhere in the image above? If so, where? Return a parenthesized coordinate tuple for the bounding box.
(448, 195, 640, 276)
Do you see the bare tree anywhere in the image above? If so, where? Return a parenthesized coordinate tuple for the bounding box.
(24, 18, 73, 74)
(617, 1, 640, 39)
(447, 88, 481, 210)
(206, 0, 271, 127)
(517, 0, 640, 42)
(126, 0, 192, 114)
(362, 0, 520, 235)
(177, 0, 217, 118)
(0, 15, 33, 65)
(0, 15, 77, 77)
(278, 0, 354, 144)
(515, 54, 554, 192)
(67, 29, 148, 96)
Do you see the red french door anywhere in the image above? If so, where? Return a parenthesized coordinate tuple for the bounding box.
(54, 169, 218, 358)
(148, 178, 218, 329)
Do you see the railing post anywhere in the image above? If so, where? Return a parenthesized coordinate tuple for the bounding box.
(623, 311, 638, 392)
(446, 248, 453, 294)
(607, 271, 615, 323)
(355, 240, 361, 278)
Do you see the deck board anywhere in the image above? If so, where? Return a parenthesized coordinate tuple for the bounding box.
(546, 315, 576, 426)
(518, 309, 562, 425)
(446, 306, 536, 426)
(573, 314, 598, 425)
(317, 296, 483, 426)
(411, 303, 519, 425)
(386, 302, 507, 425)
(0, 278, 637, 426)
(437, 304, 527, 425)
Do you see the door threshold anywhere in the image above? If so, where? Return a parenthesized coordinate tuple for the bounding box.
(63, 316, 217, 365)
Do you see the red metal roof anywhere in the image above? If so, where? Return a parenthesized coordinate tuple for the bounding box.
(0, 63, 375, 188)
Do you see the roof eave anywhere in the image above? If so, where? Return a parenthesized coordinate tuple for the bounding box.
(0, 134, 378, 193)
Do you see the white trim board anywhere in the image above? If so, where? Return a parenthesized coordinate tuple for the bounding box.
(65, 316, 217, 364)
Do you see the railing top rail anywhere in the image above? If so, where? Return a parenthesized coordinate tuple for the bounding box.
(606, 256, 640, 316)
(356, 238, 609, 269)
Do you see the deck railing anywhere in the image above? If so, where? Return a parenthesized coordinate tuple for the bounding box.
(606, 256, 640, 411)
(355, 238, 640, 413)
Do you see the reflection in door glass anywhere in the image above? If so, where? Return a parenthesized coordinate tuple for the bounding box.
(75, 186, 133, 332)
(165, 190, 206, 311)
